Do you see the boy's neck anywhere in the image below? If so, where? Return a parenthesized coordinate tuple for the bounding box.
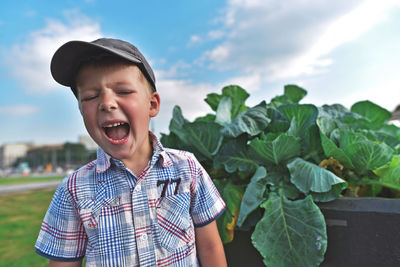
(121, 134, 154, 176)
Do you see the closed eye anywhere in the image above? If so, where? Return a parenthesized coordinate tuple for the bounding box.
(117, 90, 134, 95)
(81, 94, 99, 102)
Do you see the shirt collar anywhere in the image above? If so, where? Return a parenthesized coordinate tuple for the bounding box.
(95, 131, 172, 173)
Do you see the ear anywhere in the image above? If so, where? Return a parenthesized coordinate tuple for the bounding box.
(149, 92, 160, 117)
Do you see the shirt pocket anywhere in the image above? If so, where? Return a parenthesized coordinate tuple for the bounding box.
(156, 192, 194, 251)
(77, 199, 98, 230)
(76, 197, 121, 244)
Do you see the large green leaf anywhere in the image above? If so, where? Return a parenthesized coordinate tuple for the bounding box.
(221, 85, 250, 119)
(215, 97, 232, 125)
(214, 180, 246, 244)
(266, 108, 290, 133)
(318, 104, 364, 130)
(204, 85, 249, 117)
(335, 129, 368, 148)
(375, 131, 400, 149)
(319, 132, 355, 169)
(279, 104, 318, 138)
(301, 124, 324, 163)
(284, 84, 307, 103)
(343, 140, 394, 173)
(316, 110, 338, 137)
(249, 133, 301, 165)
(182, 122, 223, 160)
(160, 132, 183, 150)
(344, 117, 380, 131)
(222, 101, 270, 138)
(351, 100, 392, 125)
(379, 124, 400, 140)
(252, 193, 327, 267)
(361, 130, 400, 150)
(194, 114, 216, 123)
(268, 95, 292, 108)
(214, 137, 256, 173)
(204, 92, 222, 111)
(319, 104, 360, 121)
(237, 167, 268, 228)
(373, 155, 400, 191)
(164, 106, 210, 160)
(169, 105, 189, 141)
(263, 170, 302, 200)
(287, 158, 347, 202)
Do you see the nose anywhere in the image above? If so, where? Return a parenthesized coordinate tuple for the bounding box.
(99, 90, 118, 111)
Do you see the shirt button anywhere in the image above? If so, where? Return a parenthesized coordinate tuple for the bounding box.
(141, 234, 148, 241)
(135, 184, 141, 192)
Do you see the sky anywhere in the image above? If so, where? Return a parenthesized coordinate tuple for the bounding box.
(1, 0, 400, 146)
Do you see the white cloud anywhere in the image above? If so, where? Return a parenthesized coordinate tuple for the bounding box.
(202, 44, 231, 66)
(188, 35, 202, 45)
(201, 0, 400, 81)
(274, 0, 400, 80)
(6, 10, 102, 94)
(219, 73, 262, 93)
(188, 31, 225, 47)
(335, 75, 400, 111)
(208, 30, 224, 40)
(153, 79, 216, 134)
(0, 105, 39, 116)
(155, 61, 191, 80)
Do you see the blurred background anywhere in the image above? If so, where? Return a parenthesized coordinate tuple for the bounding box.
(1, 0, 400, 265)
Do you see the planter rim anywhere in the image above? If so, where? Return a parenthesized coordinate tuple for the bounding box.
(318, 197, 400, 214)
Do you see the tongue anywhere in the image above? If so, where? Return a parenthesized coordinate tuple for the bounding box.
(106, 124, 129, 140)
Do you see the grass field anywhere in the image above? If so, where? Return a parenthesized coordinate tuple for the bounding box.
(0, 188, 56, 267)
(0, 176, 63, 186)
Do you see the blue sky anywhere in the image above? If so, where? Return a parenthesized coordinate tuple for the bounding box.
(1, 0, 400, 146)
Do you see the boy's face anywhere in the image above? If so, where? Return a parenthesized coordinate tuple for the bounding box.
(76, 64, 160, 165)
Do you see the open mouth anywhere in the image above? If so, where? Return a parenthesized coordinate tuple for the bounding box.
(103, 122, 130, 144)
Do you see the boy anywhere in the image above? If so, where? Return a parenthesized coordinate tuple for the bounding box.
(35, 38, 227, 267)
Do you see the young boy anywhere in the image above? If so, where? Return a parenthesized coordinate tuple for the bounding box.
(35, 38, 227, 267)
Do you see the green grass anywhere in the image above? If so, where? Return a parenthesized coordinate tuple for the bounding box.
(0, 176, 63, 186)
(0, 188, 56, 267)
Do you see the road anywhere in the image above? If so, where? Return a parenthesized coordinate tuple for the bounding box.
(0, 180, 61, 196)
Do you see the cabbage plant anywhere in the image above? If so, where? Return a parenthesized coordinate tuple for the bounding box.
(160, 85, 400, 267)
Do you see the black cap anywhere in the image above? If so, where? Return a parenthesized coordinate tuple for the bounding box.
(50, 38, 156, 96)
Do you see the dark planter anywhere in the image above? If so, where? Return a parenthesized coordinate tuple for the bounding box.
(224, 197, 400, 267)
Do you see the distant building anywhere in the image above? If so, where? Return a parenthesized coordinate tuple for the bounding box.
(25, 142, 95, 171)
(0, 143, 30, 168)
(78, 135, 98, 151)
(0, 136, 98, 171)
(26, 144, 64, 172)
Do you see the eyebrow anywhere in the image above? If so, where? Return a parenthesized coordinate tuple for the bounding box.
(112, 81, 132, 86)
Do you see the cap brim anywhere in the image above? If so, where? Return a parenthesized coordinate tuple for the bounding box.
(50, 40, 142, 87)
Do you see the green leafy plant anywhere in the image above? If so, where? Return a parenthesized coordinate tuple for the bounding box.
(160, 85, 400, 267)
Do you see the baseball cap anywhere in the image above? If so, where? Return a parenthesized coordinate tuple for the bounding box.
(50, 38, 156, 97)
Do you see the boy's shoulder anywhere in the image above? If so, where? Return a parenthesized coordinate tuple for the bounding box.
(68, 159, 98, 181)
(57, 159, 98, 200)
(161, 147, 199, 166)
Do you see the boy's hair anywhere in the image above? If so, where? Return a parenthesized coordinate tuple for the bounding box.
(50, 38, 156, 98)
(73, 54, 156, 98)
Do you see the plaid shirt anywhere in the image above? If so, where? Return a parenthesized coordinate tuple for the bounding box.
(35, 133, 225, 267)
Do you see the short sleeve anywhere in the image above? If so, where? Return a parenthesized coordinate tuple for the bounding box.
(35, 179, 87, 261)
(190, 157, 226, 227)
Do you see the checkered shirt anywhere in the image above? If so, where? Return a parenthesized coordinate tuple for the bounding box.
(35, 133, 226, 266)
